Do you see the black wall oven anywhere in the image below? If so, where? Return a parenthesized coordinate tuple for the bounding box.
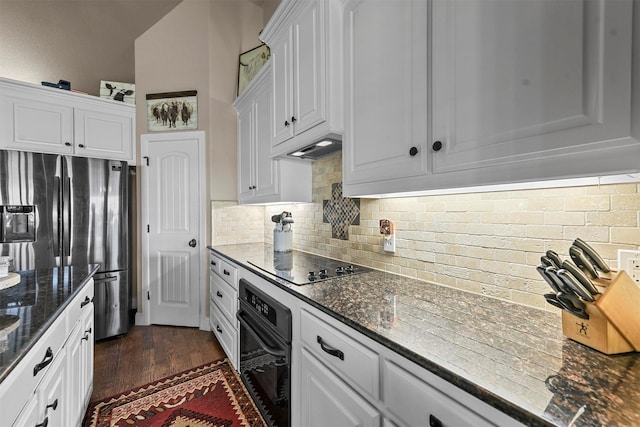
(237, 278, 291, 427)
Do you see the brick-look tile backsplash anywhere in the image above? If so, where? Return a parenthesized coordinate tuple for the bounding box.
(212, 153, 640, 310)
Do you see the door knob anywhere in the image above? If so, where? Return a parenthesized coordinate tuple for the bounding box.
(188, 239, 197, 248)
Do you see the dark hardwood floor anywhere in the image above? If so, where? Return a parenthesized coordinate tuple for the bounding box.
(91, 324, 226, 402)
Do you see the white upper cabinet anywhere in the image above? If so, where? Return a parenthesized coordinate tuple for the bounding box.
(430, 0, 638, 177)
(261, 0, 343, 157)
(343, 0, 640, 197)
(343, 0, 428, 187)
(234, 62, 312, 205)
(0, 78, 136, 164)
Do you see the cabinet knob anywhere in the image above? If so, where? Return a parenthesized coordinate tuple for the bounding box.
(409, 146, 419, 156)
(291, 116, 297, 123)
(432, 141, 443, 152)
(216, 325, 223, 333)
(284, 120, 290, 127)
(65, 142, 71, 147)
(78, 144, 85, 148)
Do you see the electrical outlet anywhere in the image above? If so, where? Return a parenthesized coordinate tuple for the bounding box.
(384, 234, 396, 253)
(617, 249, 640, 284)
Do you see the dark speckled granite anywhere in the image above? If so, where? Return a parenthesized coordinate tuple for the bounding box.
(210, 243, 640, 427)
(0, 264, 99, 382)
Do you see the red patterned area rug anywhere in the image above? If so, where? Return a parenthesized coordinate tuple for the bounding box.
(83, 358, 267, 427)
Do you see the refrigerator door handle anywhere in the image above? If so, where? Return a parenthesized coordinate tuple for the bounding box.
(63, 175, 71, 258)
(52, 176, 61, 258)
(94, 275, 118, 284)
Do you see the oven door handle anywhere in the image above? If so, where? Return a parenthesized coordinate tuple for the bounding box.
(237, 308, 287, 358)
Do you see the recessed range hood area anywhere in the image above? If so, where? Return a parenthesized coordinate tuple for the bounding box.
(287, 139, 342, 160)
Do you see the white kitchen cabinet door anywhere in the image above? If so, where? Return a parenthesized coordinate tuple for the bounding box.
(65, 317, 84, 426)
(12, 394, 40, 427)
(270, 27, 296, 146)
(74, 106, 134, 162)
(253, 71, 279, 198)
(80, 302, 95, 408)
(66, 304, 94, 426)
(270, 0, 325, 148)
(236, 62, 280, 203)
(37, 347, 67, 427)
(342, 0, 428, 190)
(235, 62, 312, 205)
(237, 94, 255, 201)
(0, 83, 74, 154)
(383, 359, 493, 427)
(300, 348, 381, 427)
(431, 0, 639, 180)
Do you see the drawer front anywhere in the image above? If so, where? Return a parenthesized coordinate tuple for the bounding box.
(300, 309, 379, 399)
(210, 273, 238, 325)
(0, 311, 67, 426)
(210, 303, 238, 368)
(219, 259, 238, 288)
(383, 359, 493, 427)
(209, 252, 221, 276)
(65, 278, 95, 333)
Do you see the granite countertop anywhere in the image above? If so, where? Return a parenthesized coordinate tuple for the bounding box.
(210, 243, 640, 427)
(0, 264, 99, 382)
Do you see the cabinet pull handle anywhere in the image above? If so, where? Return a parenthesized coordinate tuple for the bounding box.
(85, 327, 92, 334)
(46, 398, 58, 411)
(35, 417, 49, 427)
(317, 335, 344, 360)
(291, 116, 297, 123)
(223, 269, 230, 276)
(211, 260, 217, 266)
(429, 414, 443, 427)
(216, 291, 223, 298)
(432, 140, 443, 152)
(33, 347, 54, 376)
(64, 142, 71, 147)
(78, 144, 85, 148)
(82, 333, 90, 341)
(80, 296, 91, 308)
(409, 146, 419, 156)
(216, 325, 223, 333)
(284, 120, 290, 127)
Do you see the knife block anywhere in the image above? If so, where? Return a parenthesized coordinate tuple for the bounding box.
(561, 270, 640, 354)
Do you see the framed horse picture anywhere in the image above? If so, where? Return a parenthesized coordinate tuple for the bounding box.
(146, 90, 198, 132)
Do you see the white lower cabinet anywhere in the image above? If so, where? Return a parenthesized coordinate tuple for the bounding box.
(14, 347, 67, 427)
(209, 251, 239, 369)
(300, 348, 381, 427)
(383, 359, 493, 427)
(296, 303, 521, 427)
(66, 299, 95, 426)
(0, 278, 94, 426)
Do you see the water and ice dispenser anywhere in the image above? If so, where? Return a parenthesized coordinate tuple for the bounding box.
(0, 205, 36, 243)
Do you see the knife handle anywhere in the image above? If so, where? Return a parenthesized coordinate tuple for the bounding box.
(573, 238, 611, 273)
(557, 269, 596, 302)
(545, 250, 564, 269)
(569, 246, 599, 279)
(561, 259, 599, 296)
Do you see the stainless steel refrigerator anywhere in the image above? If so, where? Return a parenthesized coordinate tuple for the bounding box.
(0, 149, 130, 340)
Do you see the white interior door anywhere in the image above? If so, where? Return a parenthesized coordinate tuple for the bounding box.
(141, 131, 205, 327)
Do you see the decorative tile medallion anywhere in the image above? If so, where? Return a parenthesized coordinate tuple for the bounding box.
(323, 182, 360, 240)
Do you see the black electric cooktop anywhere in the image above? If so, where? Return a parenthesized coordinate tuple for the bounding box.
(248, 250, 372, 285)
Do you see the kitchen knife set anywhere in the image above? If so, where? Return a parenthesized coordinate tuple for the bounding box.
(538, 238, 611, 320)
